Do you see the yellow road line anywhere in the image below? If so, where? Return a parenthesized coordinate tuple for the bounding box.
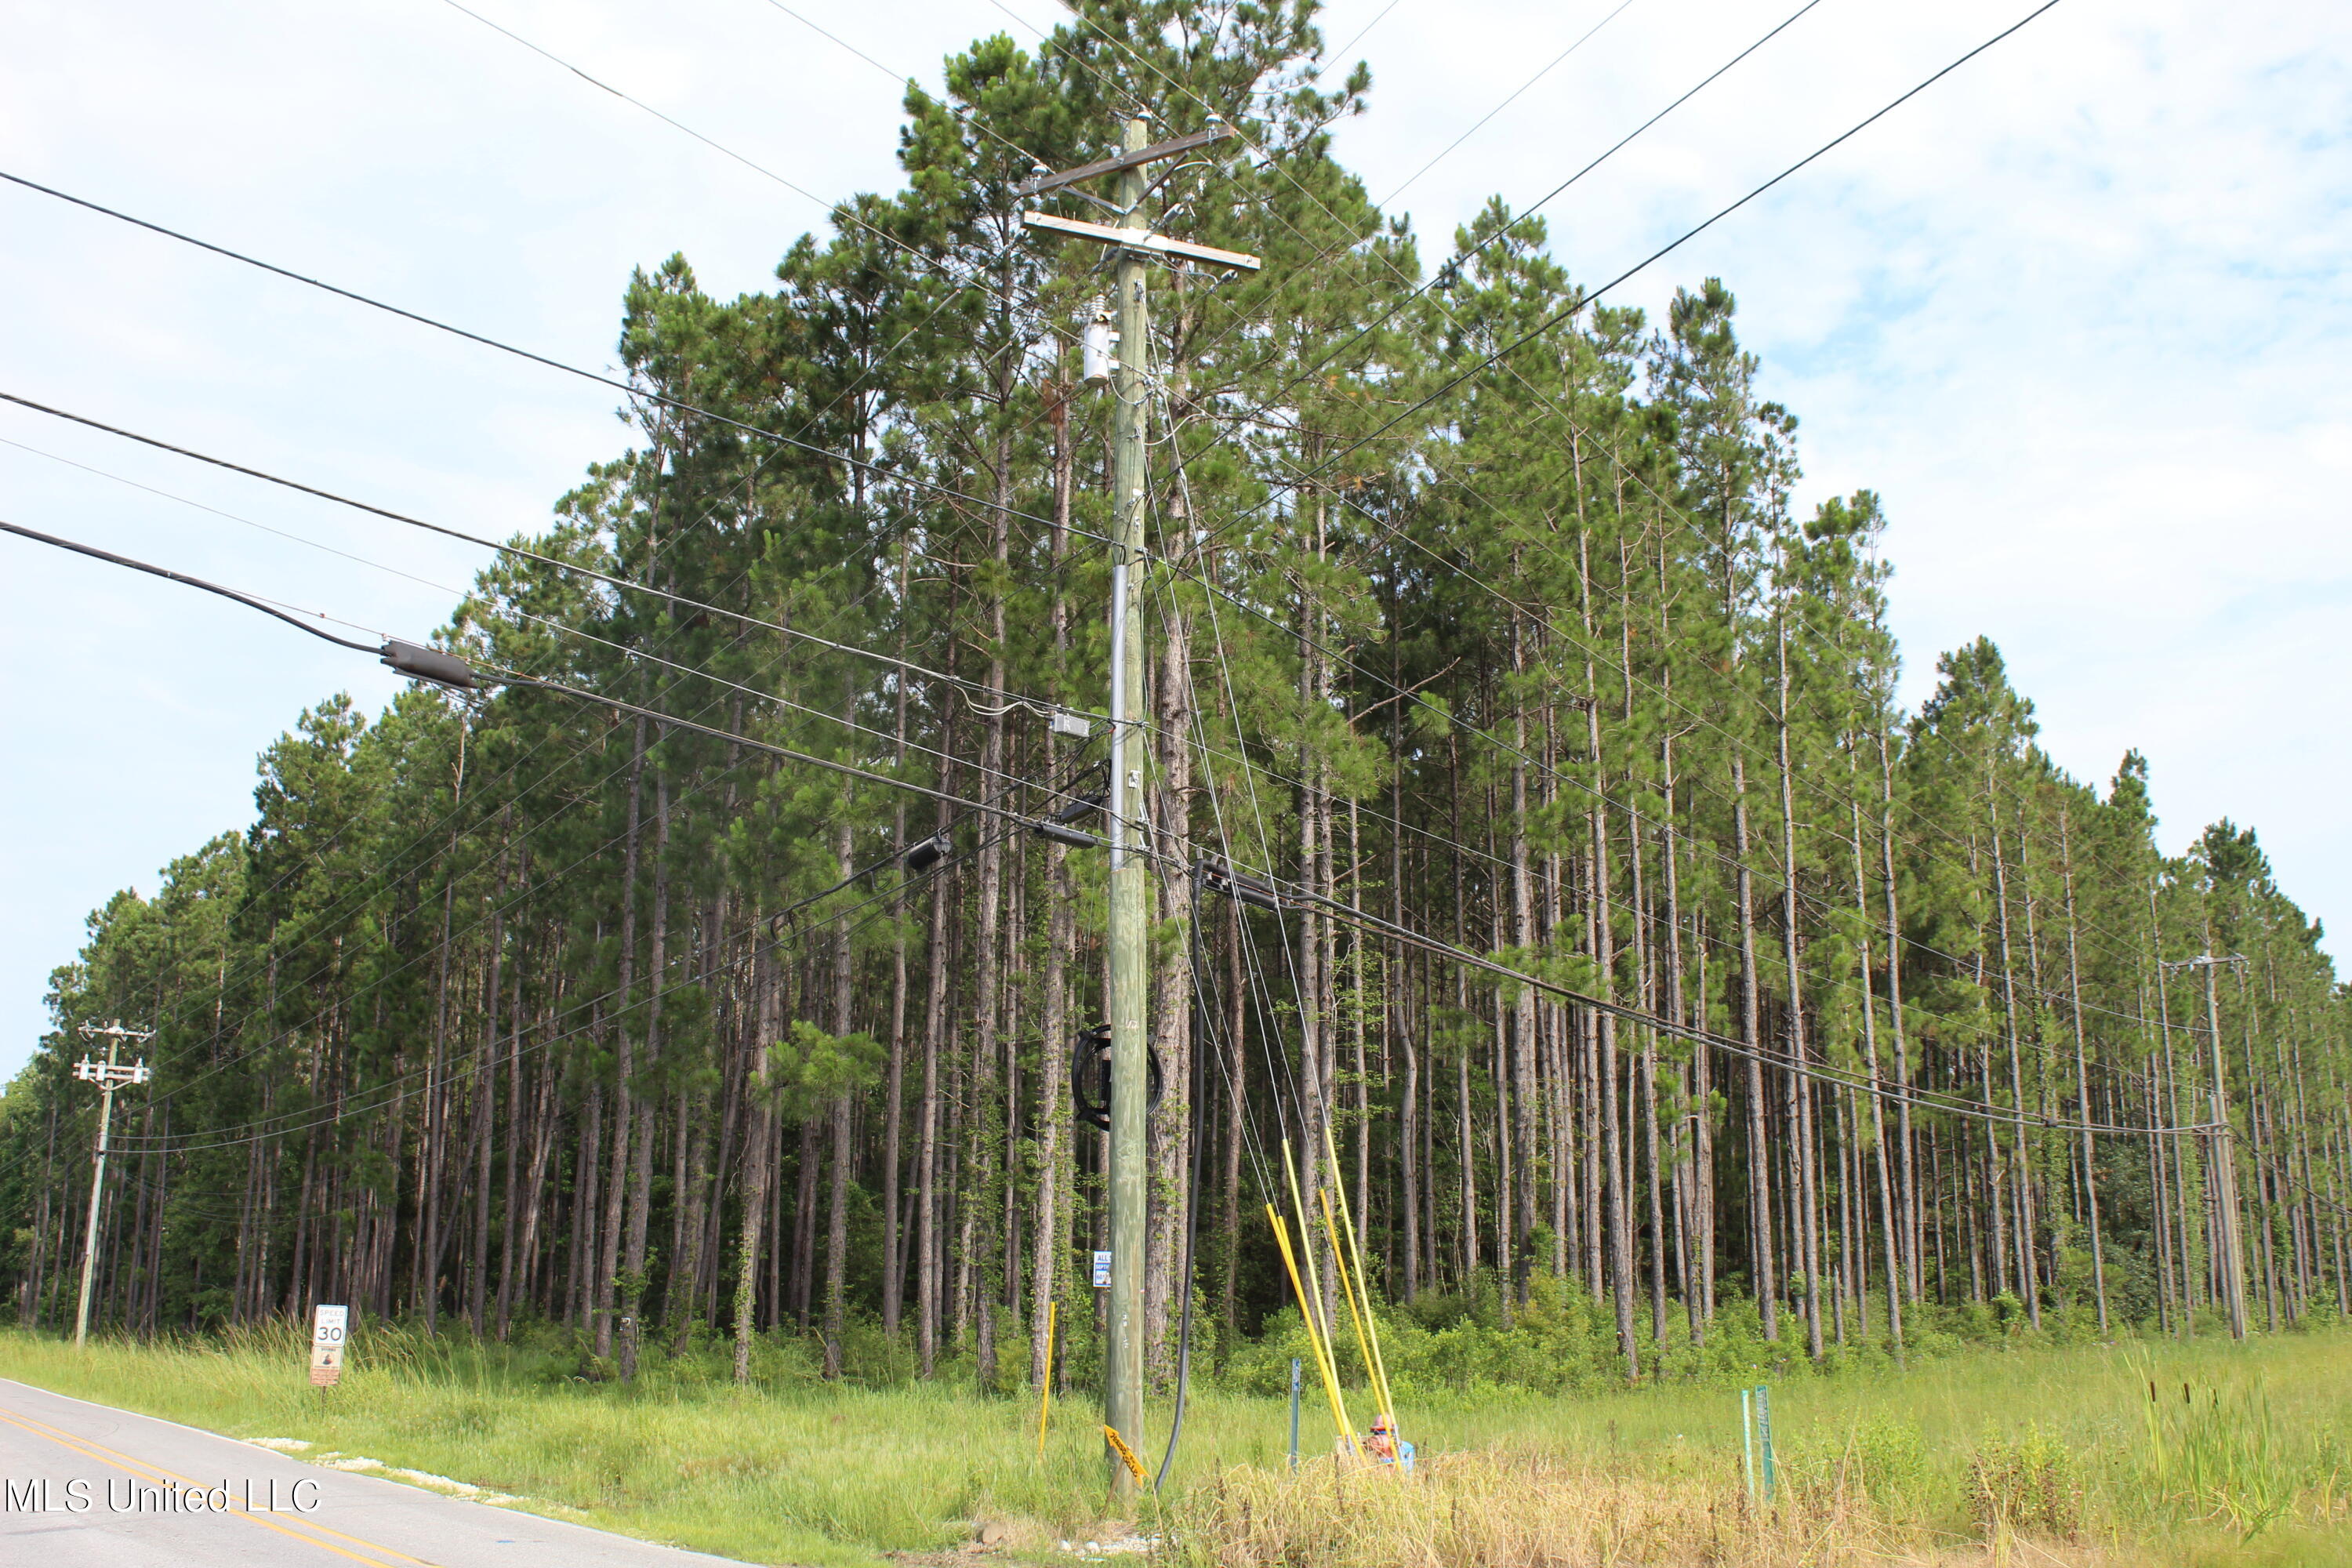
(0, 1405, 419, 1566)
(4, 1403, 436, 1562)
(0, 1403, 436, 1567)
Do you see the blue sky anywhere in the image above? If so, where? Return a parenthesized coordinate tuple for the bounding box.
(3, 0, 2346, 1080)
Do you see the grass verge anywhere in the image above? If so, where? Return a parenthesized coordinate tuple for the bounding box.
(0, 1324, 2347, 1565)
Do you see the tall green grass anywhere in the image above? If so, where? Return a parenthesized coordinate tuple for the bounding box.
(2, 1321, 2348, 1564)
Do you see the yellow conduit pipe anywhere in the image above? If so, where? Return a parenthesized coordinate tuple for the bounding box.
(1036, 1298, 1056, 1460)
(1323, 1124, 1399, 1436)
(1268, 1204, 1352, 1444)
(1320, 1189, 1385, 1428)
(1281, 1141, 1336, 1350)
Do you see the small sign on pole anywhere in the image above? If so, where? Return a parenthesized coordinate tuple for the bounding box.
(1092, 1250, 1112, 1289)
(310, 1304, 348, 1388)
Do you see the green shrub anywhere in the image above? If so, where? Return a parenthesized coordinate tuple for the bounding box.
(1968, 1421, 2084, 1538)
(2144, 1377, 2298, 1540)
(1785, 1413, 1936, 1517)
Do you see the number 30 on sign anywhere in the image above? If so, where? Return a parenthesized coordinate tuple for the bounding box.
(310, 1304, 348, 1388)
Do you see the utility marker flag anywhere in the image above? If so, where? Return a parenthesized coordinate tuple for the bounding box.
(1102, 1425, 1149, 1486)
(310, 1304, 348, 1388)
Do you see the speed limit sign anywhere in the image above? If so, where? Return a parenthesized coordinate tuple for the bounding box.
(310, 1304, 348, 1388)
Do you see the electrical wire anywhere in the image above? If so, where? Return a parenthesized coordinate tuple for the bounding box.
(1049, 0, 2107, 1000)
(1265, 0, 2070, 501)
(1225, 860, 2221, 1139)
(1327, 0, 1410, 65)
(105, 850, 927, 1158)
(1, 0, 2055, 965)
(0, 389, 1091, 724)
(441, 0, 895, 233)
(5, 0, 2183, 1214)
(6, 60, 2071, 1029)
(14, 262, 1104, 1113)
(981, 5, 2150, 1030)
(1163, 554, 1316, 1149)
(1171, 0, 1831, 432)
(0, 385, 1441, 900)
(9, 371, 964, 1166)
(1301, 459, 2179, 1037)
(9, 468, 831, 1091)
(0, 168, 1105, 559)
(2, 513, 1094, 1125)
(435, 0, 1083, 365)
(1015, 0, 2167, 1022)
(1040, 0, 2151, 1011)
(10, 401, 2152, 1145)
(1159, 525, 2148, 1067)
(8, 509, 1068, 829)
(78, 688, 1107, 1160)
(97, 745, 1102, 1160)
(1371, 0, 1646, 211)
(2, 339, 1069, 1076)
(1138, 309, 2175, 1052)
(0, 427, 1030, 797)
(0, 517, 377, 655)
(1150, 411, 2197, 1144)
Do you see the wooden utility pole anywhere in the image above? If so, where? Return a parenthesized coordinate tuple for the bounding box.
(2166, 953, 2249, 1338)
(71, 1020, 153, 1346)
(1016, 115, 1257, 1500)
(1102, 117, 1154, 1494)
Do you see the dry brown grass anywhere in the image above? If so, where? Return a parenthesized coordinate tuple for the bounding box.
(1163, 1449, 2110, 1568)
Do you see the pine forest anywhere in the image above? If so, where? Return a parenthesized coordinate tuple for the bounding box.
(7, 3, 2345, 1399)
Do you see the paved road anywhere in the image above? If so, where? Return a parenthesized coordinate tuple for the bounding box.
(0, 1377, 757, 1566)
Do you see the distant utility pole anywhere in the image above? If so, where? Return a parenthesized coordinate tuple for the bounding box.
(2163, 953, 2249, 1339)
(1017, 117, 1258, 1499)
(71, 1020, 153, 1347)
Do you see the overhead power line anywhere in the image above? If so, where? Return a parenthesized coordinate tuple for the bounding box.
(1010, 0, 2089, 1004)
(5, 424, 1068, 814)
(1373, 0, 1647, 209)
(1271, 0, 2069, 499)
(440, 0, 866, 220)
(2, 1, 2097, 1052)
(97, 858, 919, 1159)
(435, 0, 1054, 335)
(1045, 0, 2107, 992)
(0, 506, 1126, 1126)
(3, 499, 1102, 1160)
(1196, 856, 2218, 1141)
(0, 514, 1098, 841)
(2, 0, 2029, 827)
(1325, 0, 1410, 64)
(1219, 0, 1829, 424)
(0, 168, 1088, 552)
(1089, 0, 2150, 1017)
(1018, 0, 2114, 1004)
(4, 380, 978, 1116)
(0, 389, 1088, 724)
(0, 517, 375, 654)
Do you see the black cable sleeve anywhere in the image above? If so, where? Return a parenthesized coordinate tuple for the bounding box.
(0, 516, 378, 653)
